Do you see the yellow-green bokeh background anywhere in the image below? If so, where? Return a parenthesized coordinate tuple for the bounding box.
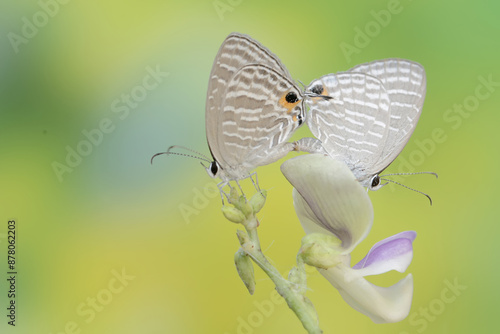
(1, 0, 499, 333)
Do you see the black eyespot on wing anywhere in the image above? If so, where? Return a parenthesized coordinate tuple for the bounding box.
(297, 114, 303, 126)
(311, 84, 323, 95)
(285, 91, 299, 103)
(210, 161, 218, 175)
(371, 175, 380, 188)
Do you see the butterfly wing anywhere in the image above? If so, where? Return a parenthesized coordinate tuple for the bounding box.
(206, 33, 292, 161)
(306, 72, 391, 184)
(347, 59, 426, 174)
(217, 64, 304, 171)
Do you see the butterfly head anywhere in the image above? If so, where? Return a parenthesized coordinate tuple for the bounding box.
(206, 160, 221, 179)
(309, 83, 324, 95)
(304, 81, 333, 101)
(368, 174, 387, 191)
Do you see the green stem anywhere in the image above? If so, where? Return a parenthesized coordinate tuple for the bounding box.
(243, 217, 322, 334)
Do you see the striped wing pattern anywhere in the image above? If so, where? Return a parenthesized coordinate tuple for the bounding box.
(202, 34, 426, 185)
(206, 33, 292, 162)
(348, 59, 426, 172)
(305, 59, 426, 184)
(306, 72, 391, 181)
(218, 65, 304, 168)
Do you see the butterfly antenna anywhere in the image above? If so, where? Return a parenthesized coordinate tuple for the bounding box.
(380, 178, 434, 206)
(151, 151, 211, 165)
(382, 171, 438, 179)
(166, 145, 212, 161)
(297, 79, 306, 90)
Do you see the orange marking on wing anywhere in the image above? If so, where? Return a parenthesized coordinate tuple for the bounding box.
(279, 92, 301, 114)
(322, 84, 329, 96)
(292, 115, 298, 122)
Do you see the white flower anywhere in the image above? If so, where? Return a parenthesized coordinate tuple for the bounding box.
(281, 154, 416, 323)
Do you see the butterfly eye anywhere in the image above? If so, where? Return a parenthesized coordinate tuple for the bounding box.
(210, 161, 218, 176)
(310, 84, 324, 95)
(370, 175, 380, 188)
(285, 91, 299, 103)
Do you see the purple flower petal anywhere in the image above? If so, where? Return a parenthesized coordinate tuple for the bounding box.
(352, 231, 416, 276)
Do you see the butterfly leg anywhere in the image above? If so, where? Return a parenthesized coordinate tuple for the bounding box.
(249, 171, 261, 193)
(250, 140, 324, 169)
(217, 180, 231, 205)
(249, 172, 267, 200)
(234, 180, 247, 202)
(251, 142, 296, 166)
(293, 137, 327, 154)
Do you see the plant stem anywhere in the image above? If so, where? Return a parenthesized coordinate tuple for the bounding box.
(242, 217, 322, 334)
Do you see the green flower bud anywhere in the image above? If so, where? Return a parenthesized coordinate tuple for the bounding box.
(302, 296, 320, 326)
(234, 248, 255, 295)
(236, 229, 251, 248)
(236, 196, 253, 218)
(300, 233, 343, 269)
(301, 233, 342, 249)
(222, 206, 246, 224)
(249, 190, 267, 214)
(229, 187, 239, 204)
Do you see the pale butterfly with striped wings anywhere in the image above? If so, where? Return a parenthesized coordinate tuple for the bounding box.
(155, 33, 317, 197)
(303, 59, 435, 198)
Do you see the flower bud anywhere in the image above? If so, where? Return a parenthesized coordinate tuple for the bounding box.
(301, 233, 342, 249)
(228, 187, 239, 204)
(302, 296, 320, 327)
(236, 196, 253, 218)
(249, 190, 267, 214)
(300, 233, 343, 269)
(234, 248, 255, 295)
(222, 206, 246, 224)
(236, 229, 251, 248)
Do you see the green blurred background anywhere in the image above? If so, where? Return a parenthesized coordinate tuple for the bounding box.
(1, 0, 498, 333)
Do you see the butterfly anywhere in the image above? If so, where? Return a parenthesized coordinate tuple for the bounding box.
(303, 58, 431, 191)
(154, 33, 311, 198)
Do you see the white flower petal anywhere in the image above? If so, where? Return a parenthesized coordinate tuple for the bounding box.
(320, 264, 414, 323)
(292, 189, 338, 236)
(352, 231, 417, 277)
(282, 154, 373, 253)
